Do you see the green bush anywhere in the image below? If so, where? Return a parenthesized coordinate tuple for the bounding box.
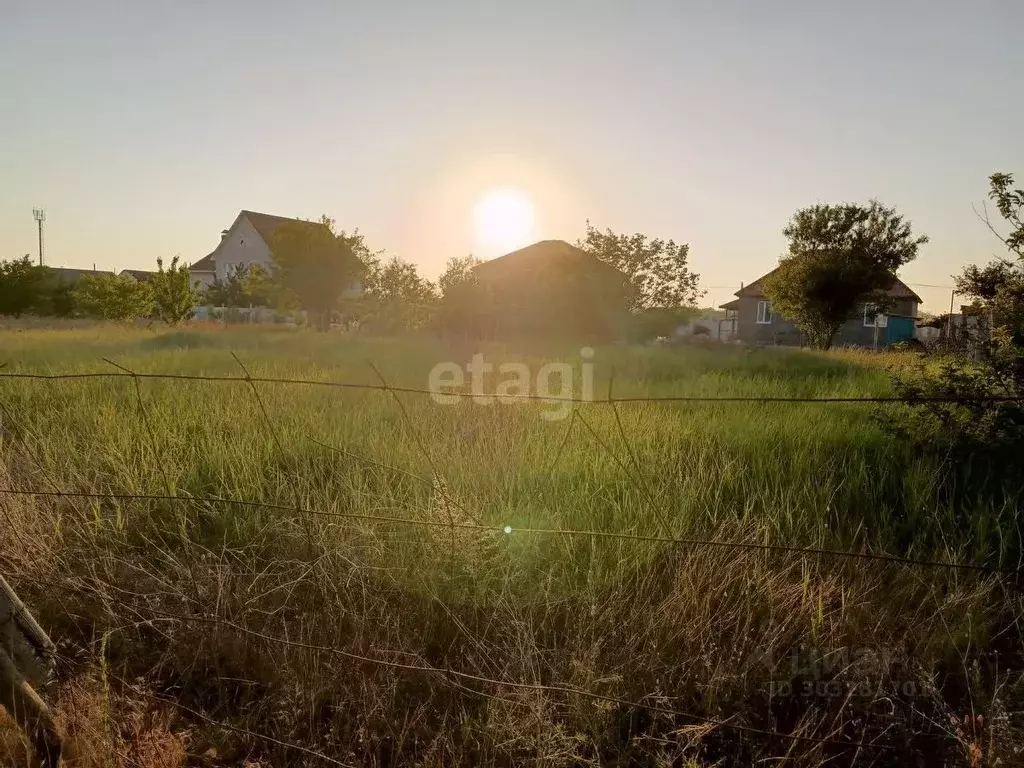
(73, 273, 154, 322)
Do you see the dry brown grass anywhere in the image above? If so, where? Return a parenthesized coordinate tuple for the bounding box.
(2, 331, 1023, 765)
(4, 493, 1023, 766)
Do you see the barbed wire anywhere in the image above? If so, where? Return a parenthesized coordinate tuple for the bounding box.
(0, 368, 1021, 404)
(26, 576, 902, 754)
(0, 358, 996, 760)
(0, 487, 1013, 576)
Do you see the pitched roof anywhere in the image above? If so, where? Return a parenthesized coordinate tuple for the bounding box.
(119, 269, 157, 282)
(735, 267, 922, 303)
(473, 240, 625, 280)
(48, 267, 114, 282)
(190, 253, 216, 272)
(240, 210, 329, 246)
(192, 211, 328, 271)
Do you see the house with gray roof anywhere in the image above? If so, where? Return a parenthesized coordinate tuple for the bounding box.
(190, 210, 361, 298)
(719, 268, 922, 347)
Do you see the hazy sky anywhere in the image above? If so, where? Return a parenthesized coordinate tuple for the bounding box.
(2, 1, 1021, 310)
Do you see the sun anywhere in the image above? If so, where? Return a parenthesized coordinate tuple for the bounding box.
(473, 188, 536, 254)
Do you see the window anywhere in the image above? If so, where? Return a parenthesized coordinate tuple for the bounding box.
(863, 304, 887, 328)
(756, 300, 773, 324)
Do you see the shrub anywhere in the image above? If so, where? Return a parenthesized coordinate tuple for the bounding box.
(886, 345, 1024, 487)
(151, 256, 197, 325)
(73, 273, 153, 322)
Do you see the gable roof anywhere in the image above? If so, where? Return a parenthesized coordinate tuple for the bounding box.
(48, 267, 114, 283)
(473, 240, 625, 281)
(240, 210, 329, 246)
(192, 211, 329, 273)
(190, 253, 216, 272)
(734, 267, 922, 303)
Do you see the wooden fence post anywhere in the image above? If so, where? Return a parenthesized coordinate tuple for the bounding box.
(0, 574, 62, 767)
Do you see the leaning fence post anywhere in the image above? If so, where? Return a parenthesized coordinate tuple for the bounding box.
(0, 573, 62, 767)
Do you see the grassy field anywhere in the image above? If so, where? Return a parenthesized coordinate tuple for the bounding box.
(1, 326, 1021, 766)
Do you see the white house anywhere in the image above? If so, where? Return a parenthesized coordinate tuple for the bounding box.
(190, 210, 362, 296)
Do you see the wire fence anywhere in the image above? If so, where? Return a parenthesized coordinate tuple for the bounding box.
(1, 357, 1017, 761)
(1, 367, 1023, 404)
(4, 572, 936, 757)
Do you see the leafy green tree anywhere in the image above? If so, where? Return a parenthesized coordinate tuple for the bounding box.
(887, 173, 1024, 509)
(982, 172, 1024, 258)
(366, 257, 437, 303)
(354, 257, 437, 333)
(45, 279, 77, 318)
(578, 223, 701, 310)
(241, 264, 296, 311)
(437, 255, 482, 298)
(436, 255, 484, 336)
(151, 255, 197, 324)
(0, 256, 54, 316)
(763, 201, 928, 350)
(269, 215, 365, 330)
(73, 273, 154, 322)
(205, 263, 251, 307)
(957, 173, 1024, 345)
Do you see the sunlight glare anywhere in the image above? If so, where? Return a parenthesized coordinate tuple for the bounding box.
(474, 188, 536, 254)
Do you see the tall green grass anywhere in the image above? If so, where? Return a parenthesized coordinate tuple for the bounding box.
(1, 326, 1020, 766)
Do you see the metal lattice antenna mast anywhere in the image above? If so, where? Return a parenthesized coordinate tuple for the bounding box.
(32, 209, 46, 266)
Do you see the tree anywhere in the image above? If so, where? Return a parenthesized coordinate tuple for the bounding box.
(73, 273, 154, 322)
(763, 201, 928, 350)
(578, 223, 702, 310)
(269, 215, 365, 330)
(980, 172, 1024, 259)
(151, 255, 197, 325)
(437, 255, 482, 298)
(957, 173, 1024, 345)
(205, 263, 251, 308)
(354, 257, 437, 334)
(0, 257, 54, 316)
(242, 264, 294, 311)
(887, 173, 1024, 501)
(435, 255, 484, 337)
(366, 257, 437, 303)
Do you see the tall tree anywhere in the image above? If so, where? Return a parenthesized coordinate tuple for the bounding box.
(763, 201, 928, 350)
(151, 255, 198, 325)
(269, 215, 365, 329)
(578, 223, 701, 310)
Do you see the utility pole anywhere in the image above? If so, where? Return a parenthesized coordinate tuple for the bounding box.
(946, 289, 956, 342)
(32, 208, 46, 266)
